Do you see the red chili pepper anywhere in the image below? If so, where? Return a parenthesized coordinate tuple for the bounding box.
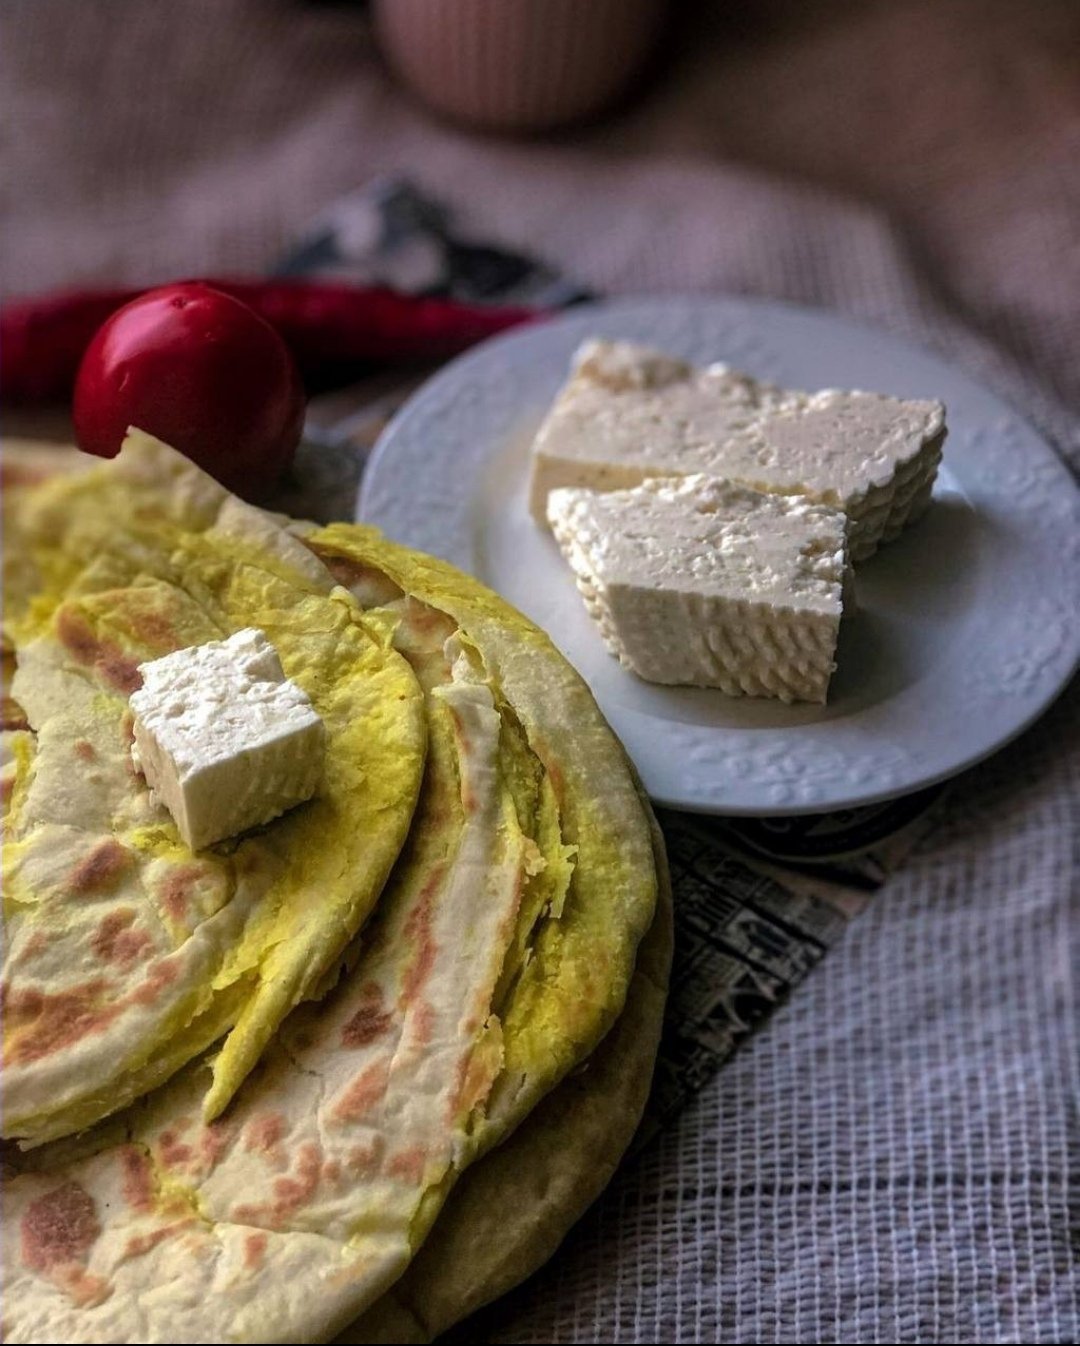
(0, 281, 539, 406)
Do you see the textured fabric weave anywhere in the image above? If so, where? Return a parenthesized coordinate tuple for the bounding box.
(3, 4, 1077, 1341)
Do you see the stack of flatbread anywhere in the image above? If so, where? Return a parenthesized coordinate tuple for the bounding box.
(1, 433, 670, 1344)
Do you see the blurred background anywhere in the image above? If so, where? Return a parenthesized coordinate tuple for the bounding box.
(4, 0, 1079, 418)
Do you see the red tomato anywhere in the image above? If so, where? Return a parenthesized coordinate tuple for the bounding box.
(72, 282, 305, 499)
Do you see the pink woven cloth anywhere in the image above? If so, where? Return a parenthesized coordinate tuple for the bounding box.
(3, 3, 1078, 1342)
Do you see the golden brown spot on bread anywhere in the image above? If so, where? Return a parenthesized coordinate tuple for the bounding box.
(128, 959, 180, 1007)
(320, 554, 369, 586)
(1, 461, 51, 488)
(269, 1145, 321, 1218)
(199, 1119, 237, 1171)
(119, 1146, 154, 1213)
(55, 607, 143, 696)
(21, 1183, 100, 1277)
(154, 861, 225, 926)
(156, 1126, 194, 1170)
(340, 985, 394, 1048)
(332, 1060, 390, 1125)
(55, 1266, 113, 1307)
(243, 1113, 285, 1158)
(545, 754, 564, 804)
(400, 596, 457, 645)
(96, 651, 142, 696)
(3, 980, 122, 1066)
(124, 607, 179, 652)
(232, 1143, 322, 1229)
(1, 696, 29, 731)
(385, 1146, 426, 1185)
(244, 1233, 268, 1270)
(13, 930, 49, 967)
(123, 1220, 195, 1260)
(410, 1000, 435, 1051)
(304, 545, 405, 605)
(56, 609, 100, 666)
(346, 1140, 384, 1175)
(91, 909, 152, 969)
(70, 839, 132, 895)
(74, 738, 96, 762)
(159, 867, 195, 923)
(401, 864, 444, 1005)
(4, 952, 182, 1072)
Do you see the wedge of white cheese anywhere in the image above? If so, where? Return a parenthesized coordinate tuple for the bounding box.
(130, 627, 325, 850)
(547, 475, 851, 704)
(530, 339, 945, 561)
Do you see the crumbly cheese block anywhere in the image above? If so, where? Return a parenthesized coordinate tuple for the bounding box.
(130, 627, 325, 850)
(547, 475, 850, 703)
(529, 339, 945, 561)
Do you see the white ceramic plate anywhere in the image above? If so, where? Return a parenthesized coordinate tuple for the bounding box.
(359, 297, 1079, 814)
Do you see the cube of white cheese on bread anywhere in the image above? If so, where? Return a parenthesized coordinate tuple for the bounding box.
(547, 476, 851, 704)
(530, 339, 944, 561)
(129, 627, 325, 851)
